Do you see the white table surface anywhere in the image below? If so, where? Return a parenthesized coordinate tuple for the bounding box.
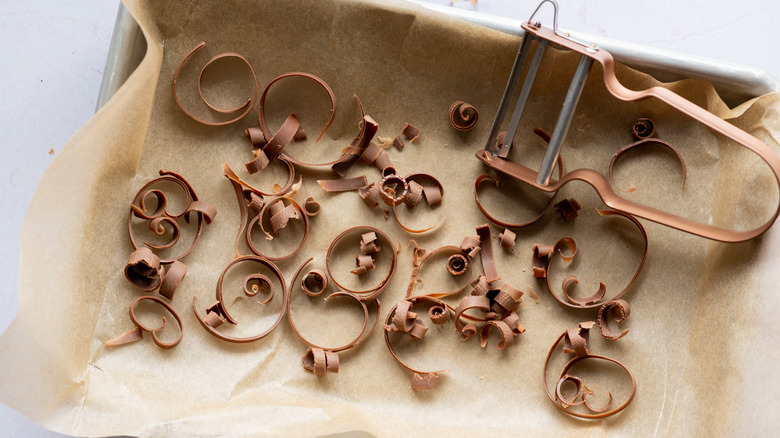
(1, 0, 778, 436)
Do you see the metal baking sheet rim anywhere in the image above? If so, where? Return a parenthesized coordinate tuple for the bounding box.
(97, 1, 779, 111)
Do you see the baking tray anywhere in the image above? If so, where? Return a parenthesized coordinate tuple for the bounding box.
(97, 1, 779, 111)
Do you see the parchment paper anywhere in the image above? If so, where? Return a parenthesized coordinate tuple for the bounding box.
(2, 0, 780, 436)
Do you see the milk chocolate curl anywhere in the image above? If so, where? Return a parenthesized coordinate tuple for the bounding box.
(402, 123, 420, 142)
(498, 229, 516, 252)
(449, 101, 479, 131)
(266, 199, 300, 236)
(422, 185, 442, 206)
(379, 175, 408, 207)
(412, 373, 439, 390)
(460, 235, 481, 258)
(446, 254, 469, 276)
(631, 118, 655, 140)
(245, 127, 267, 148)
(351, 254, 375, 275)
(454, 295, 491, 338)
(476, 224, 500, 283)
(404, 180, 424, 208)
(332, 115, 379, 177)
(358, 142, 382, 164)
(563, 321, 594, 357)
(554, 198, 582, 220)
(159, 260, 188, 300)
(428, 304, 449, 324)
(493, 282, 524, 312)
(360, 231, 381, 254)
(260, 114, 300, 164)
(479, 320, 515, 350)
(532, 237, 576, 278)
(358, 182, 382, 208)
(393, 136, 404, 151)
(385, 299, 427, 339)
(301, 269, 328, 296)
(303, 197, 321, 216)
(302, 348, 339, 376)
(317, 175, 368, 192)
(172, 43, 257, 126)
(104, 327, 144, 347)
(471, 274, 490, 296)
(246, 192, 265, 214)
(598, 299, 631, 341)
(202, 301, 228, 328)
(562, 276, 607, 307)
(125, 248, 163, 292)
(373, 152, 394, 175)
(112, 296, 184, 349)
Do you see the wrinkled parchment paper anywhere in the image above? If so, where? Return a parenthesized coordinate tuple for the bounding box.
(3, 0, 780, 436)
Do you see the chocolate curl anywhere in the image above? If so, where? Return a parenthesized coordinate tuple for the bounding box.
(562, 275, 607, 307)
(105, 326, 144, 347)
(454, 295, 491, 339)
(358, 182, 382, 208)
(502, 311, 526, 335)
(374, 152, 394, 175)
(302, 348, 339, 376)
(471, 274, 490, 296)
(332, 115, 379, 177)
(404, 180, 424, 208)
(479, 320, 515, 350)
(268, 200, 300, 235)
(245, 148, 271, 174)
(245, 191, 265, 214)
(108, 296, 184, 349)
(497, 229, 516, 252)
(476, 224, 500, 283)
(360, 231, 381, 254)
(493, 282, 524, 313)
(532, 237, 577, 278)
(392, 135, 404, 151)
(598, 299, 631, 341)
(411, 373, 439, 390)
(125, 247, 163, 292)
(446, 254, 469, 276)
(245, 126, 267, 148)
(203, 301, 228, 328)
(293, 128, 307, 142)
(554, 198, 582, 221)
(449, 101, 479, 131)
(301, 269, 328, 296)
(385, 299, 427, 339)
(379, 175, 408, 207)
(159, 260, 188, 300)
(317, 175, 368, 192)
(358, 142, 382, 164)
(631, 118, 655, 140)
(402, 123, 420, 142)
(428, 304, 449, 324)
(303, 197, 321, 216)
(460, 235, 481, 258)
(422, 185, 442, 206)
(563, 321, 595, 357)
(350, 254, 375, 275)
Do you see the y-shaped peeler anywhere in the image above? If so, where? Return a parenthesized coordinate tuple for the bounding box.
(476, 0, 780, 242)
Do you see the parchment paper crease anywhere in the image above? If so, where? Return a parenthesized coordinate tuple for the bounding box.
(2, 0, 780, 436)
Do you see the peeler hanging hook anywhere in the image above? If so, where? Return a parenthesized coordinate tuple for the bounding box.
(527, 0, 559, 35)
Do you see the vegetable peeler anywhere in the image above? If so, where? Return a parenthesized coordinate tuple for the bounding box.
(476, 0, 780, 243)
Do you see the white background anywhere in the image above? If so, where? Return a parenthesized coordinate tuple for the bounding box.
(1, 0, 778, 436)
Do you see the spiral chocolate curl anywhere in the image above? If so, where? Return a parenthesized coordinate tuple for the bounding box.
(448, 101, 479, 131)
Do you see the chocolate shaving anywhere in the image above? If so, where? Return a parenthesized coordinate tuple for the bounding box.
(172, 42, 257, 126)
(460, 235, 481, 258)
(318, 175, 368, 192)
(379, 175, 408, 207)
(598, 299, 631, 341)
(543, 323, 636, 419)
(332, 114, 380, 177)
(537, 210, 647, 309)
(404, 180, 424, 208)
(128, 171, 215, 264)
(192, 256, 287, 343)
(303, 197, 321, 216)
(453, 295, 491, 339)
(106, 296, 184, 349)
(351, 254, 375, 275)
(301, 269, 328, 297)
(479, 320, 515, 350)
(302, 348, 340, 376)
(373, 152, 394, 176)
(402, 123, 421, 142)
(406, 245, 474, 299)
(257, 72, 344, 167)
(554, 198, 582, 220)
(358, 142, 382, 164)
(326, 226, 397, 301)
(448, 101, 479, 131)
(392, 173, 446, 234)
(360, 231, 381, 254)
(631, 118, 655, 140)
(158, 260, 187, 300)
(497, 229, 516, 252)
(411, 373, 439, 391)
(446, 254, 469, 276)
(124, 248, 164, 292)
(358, 182, 382, 208)
(393, 136, 404, 151)
(293, 128, 307, 142)
(245, 127, 266, 148)
(609, 138, 687, 193)
(246, 196, 310, 260)
(475, 224, 500, 283)
(470, 275, 490, 297)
